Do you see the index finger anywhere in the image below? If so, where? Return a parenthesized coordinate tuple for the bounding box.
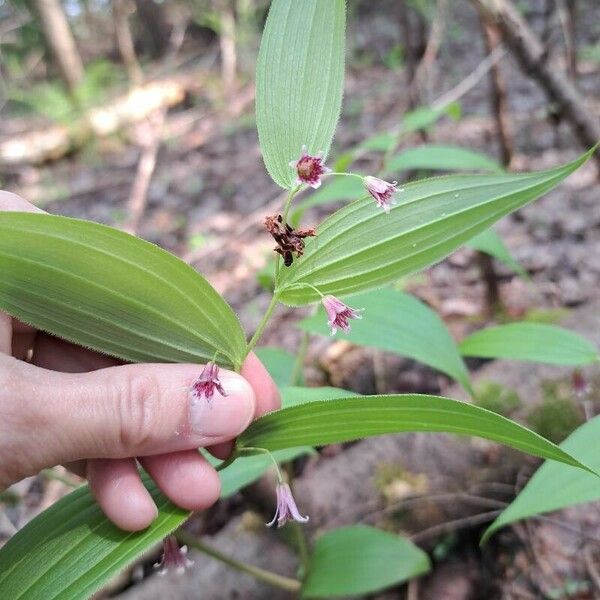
(241, 352, 281, 417)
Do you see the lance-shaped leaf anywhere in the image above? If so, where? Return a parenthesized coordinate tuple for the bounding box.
(302, 526, 430, 598)
(0, 474, 188, 600)
(483, 415, 600, 544)
(459, 323, 598, 366)
(276, 149, 594, 304)
(0, 385, 353, 598)
(0, 213, 247, 369)
(256, 0, 346, 188)
(299, 289, 472, 392)
(384, 144, 503, 175)
(237, 395, 592, 474)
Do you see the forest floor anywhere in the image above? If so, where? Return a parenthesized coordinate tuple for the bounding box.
(1, 1, 600, 598)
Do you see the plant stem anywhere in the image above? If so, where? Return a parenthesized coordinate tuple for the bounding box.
(40, 468, 81, 488)
(285, 462, 310, 572)
(246, 293, 279, 356)
(291, 330, 309, 386)
(326, 171, 364, 181)
(176, 531, 301, 593)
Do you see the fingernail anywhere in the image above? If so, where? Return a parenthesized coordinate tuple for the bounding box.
(189, 374, 254, 437)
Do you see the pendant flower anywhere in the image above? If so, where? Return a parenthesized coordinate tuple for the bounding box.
(266, 482, 309, 528)
(322, 295, 363, 335)
(191, 362, 226, 404)
(364, 176, 398, 213)
(290, 145, 331, 189)
(154, 536, 194, 576)
(572, 370, 591, 398)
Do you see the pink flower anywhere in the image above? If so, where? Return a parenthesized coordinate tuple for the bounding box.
(191, 362, 226, 404)
(290, 145, 331, 189)
(266, 483, 309, 528)
(364, 176, 398, 213)
(322, 295, 363, 335)
(154, 536, 194, 576)
(572, 370, 591, 398)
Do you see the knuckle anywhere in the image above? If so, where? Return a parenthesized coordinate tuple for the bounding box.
(116, 371, 164, 452)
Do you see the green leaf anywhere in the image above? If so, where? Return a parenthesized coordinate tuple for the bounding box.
(302, 525, 430, 598)
(358, 132, 396, 152)
(459, 323, 598, 366)
(282, 385, 358, 408)
(255, 346, 300, 387)
(0, 474, 189, 600)
(298, 288, 472, 392)
(466, 229, 528, 278)
(399, 102, 461, 137)
(483, 415, 600, 543)
(0, 213, 247, 369)
(256, 0, 346, 189)
(237, 395, 592, 474)
(277, 149, 594, 304)
(385, 145, 503, 175)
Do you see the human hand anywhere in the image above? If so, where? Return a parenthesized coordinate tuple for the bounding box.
(0, 191, 280, 530)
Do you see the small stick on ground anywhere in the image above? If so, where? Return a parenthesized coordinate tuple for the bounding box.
(124, 110, 165, 235)
(478, 11, 513, 167)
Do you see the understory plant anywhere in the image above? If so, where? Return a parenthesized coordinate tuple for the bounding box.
(0, 1, 599, 598)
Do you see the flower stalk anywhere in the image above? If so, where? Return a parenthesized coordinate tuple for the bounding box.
(176, 530, 301, 592)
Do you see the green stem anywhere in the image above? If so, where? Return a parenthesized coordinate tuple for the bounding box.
(284, 462, 310, 572)
(176, 531, 301, 593)
(40, 468, 81, 488)
(325, 171, 365, 181)
(291, 521, 310, 574)
(214, 453, 238, 472)
(290, 330, 309, 386)
(246, 294, 279, 356)
(282, 185, 302, 223)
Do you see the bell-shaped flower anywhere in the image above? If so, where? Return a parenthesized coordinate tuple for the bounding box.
(322, 295, 363, 335)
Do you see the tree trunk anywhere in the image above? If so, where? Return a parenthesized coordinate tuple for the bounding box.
(31, 0, 84, 95)
(479, 16, 513, 167)
(134, 0, 170, 58)
(112, 0, 143, 86)
(215, 0, 237, 101)
(471, 0, 600, 169)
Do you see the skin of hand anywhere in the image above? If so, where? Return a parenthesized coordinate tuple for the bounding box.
(0, 191, 280, 531)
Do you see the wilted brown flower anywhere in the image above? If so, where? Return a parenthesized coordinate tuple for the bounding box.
(265, 214, 315, 267)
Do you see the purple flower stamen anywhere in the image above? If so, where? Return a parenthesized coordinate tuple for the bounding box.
(191, 362, 227, 404)
(266, 482, 309, 528)
(322, 295, 363, 335)
(364, 176, 398, 213)
(154, 536, 194, 576)
(289, 145, 331, 189)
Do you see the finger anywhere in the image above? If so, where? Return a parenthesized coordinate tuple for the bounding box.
(206, 353, 281, 461)
(0, 313, 11, 355)
(140, 450, 220, 511)
(33, 333, 121, 372)
(9, 361, 255, 471)
(0, 191, 44, 213)
(87, 458, 157, 531)
(241, 352, 281, 417)
(11, 329, 36, 362)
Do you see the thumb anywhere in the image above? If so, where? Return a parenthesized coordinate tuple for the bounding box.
(7, 359, 256, 472)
